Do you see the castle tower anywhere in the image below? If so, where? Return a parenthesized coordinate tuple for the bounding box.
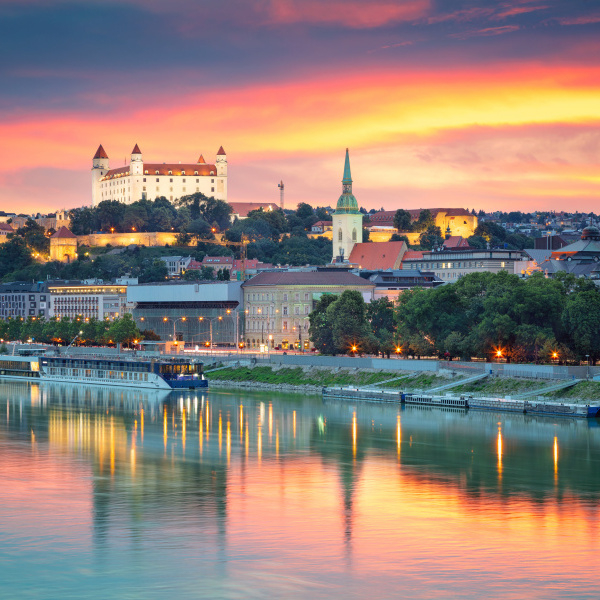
(49, 226, 78, 263)
(332, 149, 362, 263)
(130, 143, 143, 202)
(91, 145, 109, 207)
(215, 146, 228, 199)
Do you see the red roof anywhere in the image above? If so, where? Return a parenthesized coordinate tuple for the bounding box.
(348, 241, 407, 270)
(93, 144, 108, 159)
(101, 163, 217, 181)
(132, 143, 141, 154)
(217, 146, 226, 156)
(443, 236, 470, 249)
(0, 222, 13, 232)
(197, 155, 206, 163)
(242, 271, 374, 287)
(229, 202, 276, 217)
(369, 208, 472, 227)
(402, 250, 424, 260)
(312, 220, 332, 228)
(51, 226, 77, 239)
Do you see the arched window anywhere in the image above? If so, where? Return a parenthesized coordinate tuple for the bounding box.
(338, 229, 343, 241)
(352, 228, 357, 242)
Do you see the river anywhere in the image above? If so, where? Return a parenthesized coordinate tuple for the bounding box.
(1, 380, 600, 599)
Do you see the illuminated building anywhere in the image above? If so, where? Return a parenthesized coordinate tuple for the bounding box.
(91, 144, 228, 207)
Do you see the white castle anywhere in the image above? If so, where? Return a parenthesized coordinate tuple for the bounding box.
(91, 144, 228, 206)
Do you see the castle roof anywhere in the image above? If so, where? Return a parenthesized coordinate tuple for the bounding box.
(348, 241, 407, 270)
(0, 222, 13, 232)
(51, 226, 77, 239)
(100, 163, 217, 181)
(197, 155, 206, 163)
(132, 143, 141, 154)
(217, 146, 226, 155)
(93, 145, 108, 159)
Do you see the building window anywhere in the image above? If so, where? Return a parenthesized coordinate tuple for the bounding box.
(283, 293, 288, 301)
(283, 306, 288, 315)
(168, 171, 172, 175)
(182, 172, 185, 176)
(155, 170, 159, 174)
(143, 178, 146, 182)
(156, 178, 159, 182)
(338, 229, 343, 241)
(196, 178, 199, 182)
(211, 187, 215, 192)
(283, 321, 288, 331)
(305, 305, 309, 314)
(295, 306, 299, 315)
(352, 228, 357, 242)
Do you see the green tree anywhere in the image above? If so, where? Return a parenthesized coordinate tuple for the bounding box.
(308, 294, 338, 355)
(328, 290, 372, 355)
(15, 218, 50, 254)
(96, 200, 126, 232)
(562, 290, 600, 362)
(0, 237, 33, 279)
(393, 209, 412, 232)
(413, 210, 434, 233)
(108, 314, 141, 350)
(419, 225, 443, 249)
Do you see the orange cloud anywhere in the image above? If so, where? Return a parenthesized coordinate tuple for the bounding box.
(1, 61, 599, 212)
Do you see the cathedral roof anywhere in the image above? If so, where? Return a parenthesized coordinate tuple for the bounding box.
(51, 226, 77, 239)
(217, 146, 226, 155)
(93, 145, 108, 159)
(132, 143, 142, 154)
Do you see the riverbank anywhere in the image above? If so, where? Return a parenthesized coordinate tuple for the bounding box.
(207, 364, 600, 402)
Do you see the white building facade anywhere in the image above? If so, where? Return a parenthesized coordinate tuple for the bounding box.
(92, 144, 228, 207)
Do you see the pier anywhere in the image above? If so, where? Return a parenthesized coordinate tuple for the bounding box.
(322, 386, 600, 419)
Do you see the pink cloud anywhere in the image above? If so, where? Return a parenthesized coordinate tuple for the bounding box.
(264, 0, 431, 28)
(557, 14, 600, 26)
(493, 5, 549, 20)
(450, 25, 520, 40)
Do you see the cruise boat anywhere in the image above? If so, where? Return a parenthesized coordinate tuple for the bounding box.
(0, 354, 207, 390)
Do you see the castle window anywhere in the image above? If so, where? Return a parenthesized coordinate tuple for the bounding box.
(338, 229, 342, 241)
(211, 179, 214, 183)
(170, 178, 173, 183)
(168, 171, 172, 175)
(210, 171, 214, 175)
(352, 228, 357, 242)
(196, 188, 199, 192)
(182, 171, 185, 176)
(194, 171, 198, 175)
(196, 179, 199, 183)
(182, 178, 186, 183)
(155, 170, 159, 174)
(143, 178, 146, 182)
(211, 187, 215, 192)
(143, 186, 146, 191)
(156, 178, 159, 182)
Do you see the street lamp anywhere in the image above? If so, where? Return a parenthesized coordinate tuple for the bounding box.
(198, 316, 223, 354)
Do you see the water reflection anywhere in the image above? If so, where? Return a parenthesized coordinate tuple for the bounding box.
(2, 381, 600, 599)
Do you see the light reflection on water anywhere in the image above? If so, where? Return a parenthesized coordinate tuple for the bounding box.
(1, 380, 600, 599)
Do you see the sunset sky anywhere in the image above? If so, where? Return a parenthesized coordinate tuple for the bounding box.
(1, 0, 599, 214)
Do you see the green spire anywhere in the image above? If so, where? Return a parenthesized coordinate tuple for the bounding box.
(342, 147, 352, 185)
(335, 148, 359, 214)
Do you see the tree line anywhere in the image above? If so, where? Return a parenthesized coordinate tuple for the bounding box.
(308, 272, 600, 363)
(0, 314, 143, 350)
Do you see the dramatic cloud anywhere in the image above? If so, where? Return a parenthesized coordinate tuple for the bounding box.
(1, 0, 600, 212)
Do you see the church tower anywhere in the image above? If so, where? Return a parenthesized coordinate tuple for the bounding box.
(91, 144, 109, 207)
(332, 149, 362, 263)
(215, 146, 228, 199)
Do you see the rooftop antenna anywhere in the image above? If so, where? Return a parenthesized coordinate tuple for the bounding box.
(278, 180, 284, 210)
